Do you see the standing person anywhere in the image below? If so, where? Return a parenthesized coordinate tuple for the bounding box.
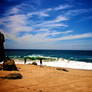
(24, 57, 27, 64)
(0, 32, 5, 62)
(40, 58, 43, 65)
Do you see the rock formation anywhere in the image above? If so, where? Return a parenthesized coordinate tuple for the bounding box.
(0, 73, 22, 79)
(0, 64, 3, 70)
(0, 32, 5, 62)
(32, 62, 37, 65)
(3, 58, 18, 71)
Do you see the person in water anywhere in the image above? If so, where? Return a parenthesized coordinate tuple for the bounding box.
(24, 57, 27, 64)
(40, 58, 43, 65)
(0, 32, 5, 62)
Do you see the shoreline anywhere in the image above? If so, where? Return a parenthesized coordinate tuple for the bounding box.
(1, 58, 92, 70)
(12, 59, 92, 70)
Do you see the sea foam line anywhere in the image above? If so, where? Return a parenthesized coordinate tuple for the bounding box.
(14, 59, 92, 70)
(0, 59, 92, 70)
(42, 60, 92, 70)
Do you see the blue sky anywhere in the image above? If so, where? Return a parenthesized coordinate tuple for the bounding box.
(0, 0, 92, 50)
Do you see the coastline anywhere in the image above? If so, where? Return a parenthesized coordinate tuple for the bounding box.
(9, 59, 92, 70)
(1, 58, 92, 70)
(0, 64, 92, 92)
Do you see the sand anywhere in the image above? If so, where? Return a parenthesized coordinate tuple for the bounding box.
(0, 64, 92, 92)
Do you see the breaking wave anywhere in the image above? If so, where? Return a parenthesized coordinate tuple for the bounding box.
(8, 55, 92, 70)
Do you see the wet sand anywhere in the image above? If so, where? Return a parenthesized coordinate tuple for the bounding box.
(0, 64, 92, 92)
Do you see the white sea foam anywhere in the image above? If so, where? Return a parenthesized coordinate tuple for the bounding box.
(14, 58, 92, 70)
(42, 60, 92, 70)
(0, 58, 92, 70)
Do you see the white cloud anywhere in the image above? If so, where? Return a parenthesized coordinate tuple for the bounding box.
(36, 15, 68, 28)
(39, 12, 49, 17)
(55, 16, 68, 22)
(44, 8, 53, 12)
(37, 29, 49, 32)
(8, 7, 19, 15)
(61, 30, 72, 34)
(4, 19, 92, 50)
(1, 2, 92, 49)
(38, 23, 67, 27)
(50, 30, 72, 36)
(1, 14, 32, 34)
(27, 4, 71, 17)
(44, 15, 68, 23)
(0, 15, 27, 25)
(54, 4, 70, 11)
(5, 25, 92, 43)
(0, 11, 68, 40)
(5, 33, 17, 41)
(44, 4, 71, 11)
(5, 30, 72, 42)
(41, 30, 72, 36)
(54, 33, 92, 40)
(8, 15, 27, 24)
(6, 23, 32, 33)
(28, 11, 49, 17)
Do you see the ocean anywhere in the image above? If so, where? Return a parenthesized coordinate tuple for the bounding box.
(5, 49, 92, 62)
(5, 49, 92, 70)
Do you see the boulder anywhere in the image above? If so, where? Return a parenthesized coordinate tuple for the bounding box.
(32, 62, 37, 65)
(56, 68, 68, 72)
(3, 59, 18, 71)
(1, 73, 22, 79)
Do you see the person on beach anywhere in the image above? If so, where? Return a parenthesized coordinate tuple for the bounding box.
(0, 32, 5, 62)
(24, 57, 27, 64)
(40, 58, 42, 65)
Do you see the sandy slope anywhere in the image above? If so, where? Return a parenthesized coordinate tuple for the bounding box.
(0, 64, 92, 92)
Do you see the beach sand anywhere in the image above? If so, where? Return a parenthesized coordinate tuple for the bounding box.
(0, 64, 92, 92)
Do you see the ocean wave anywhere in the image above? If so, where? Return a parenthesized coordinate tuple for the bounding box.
(1, 57, 92, 70)
(6, 54, 92, 63)
(42, 59, 92, 70)
(11, 58, 92, 70)
(4, 50, 92, 70)
(9, 55, 57, 61)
